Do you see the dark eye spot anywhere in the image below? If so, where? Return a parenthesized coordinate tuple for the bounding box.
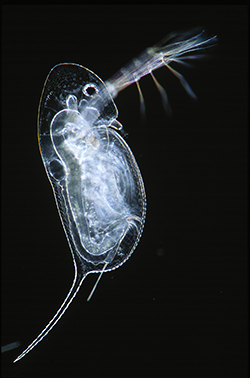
(83, 84, 98, 97)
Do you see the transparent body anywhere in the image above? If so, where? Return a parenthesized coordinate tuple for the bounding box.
(38, 64, 146, 270)
(14, 29, 217, 362)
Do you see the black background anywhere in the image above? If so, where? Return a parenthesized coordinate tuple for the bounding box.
(2, 5, 247, 378)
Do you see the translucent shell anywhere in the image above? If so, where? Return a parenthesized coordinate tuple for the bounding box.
(13, 64, 146, 363)
(38, 63, 146, 272)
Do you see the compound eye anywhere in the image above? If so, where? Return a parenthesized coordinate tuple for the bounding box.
(83, 83, 99, 97)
